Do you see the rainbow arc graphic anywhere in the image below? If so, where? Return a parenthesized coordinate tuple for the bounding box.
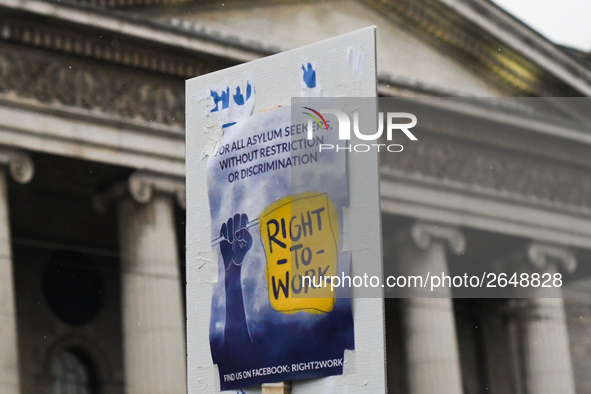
(302, 107, 329, 131)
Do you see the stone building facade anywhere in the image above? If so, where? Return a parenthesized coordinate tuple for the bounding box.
(1, 0, 591, 393)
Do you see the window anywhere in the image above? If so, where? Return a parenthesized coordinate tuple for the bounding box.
(51, 349, 95, 394)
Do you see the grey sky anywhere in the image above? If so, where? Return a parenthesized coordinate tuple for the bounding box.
(493, 0, 591, 51)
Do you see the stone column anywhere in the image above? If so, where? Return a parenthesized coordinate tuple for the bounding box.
(395, 222, 465, 394)
(0, 148, 34, 394)
(262, 382, 291, 394)
(109, 172, 186, 394)
(515, 243, 576, 394)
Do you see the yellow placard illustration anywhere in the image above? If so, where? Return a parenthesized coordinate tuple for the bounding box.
(259, 192, 339, 313)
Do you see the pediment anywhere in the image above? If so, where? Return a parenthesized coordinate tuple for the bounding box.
(135, 0, 504, 96)
(130, 0, 591, 97)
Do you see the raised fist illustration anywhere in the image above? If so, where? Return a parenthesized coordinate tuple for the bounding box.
(220, 213, 253, 270)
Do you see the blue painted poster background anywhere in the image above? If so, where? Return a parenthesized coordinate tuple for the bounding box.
(206, 106, 354, 390)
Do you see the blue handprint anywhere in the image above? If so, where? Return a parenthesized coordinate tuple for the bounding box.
(233, 86, 245, 106)
(245, 81, 252, 101)
(232, 83, 253, 105)
(210, 87, 230, 112)
(220, 214, 253, 348)
(301, 63, 316, 88)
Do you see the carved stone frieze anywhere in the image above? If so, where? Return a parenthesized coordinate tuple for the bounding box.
(0, 43, 185, 127)
(0, 19, 229, 79)
(381, 136, 591, 209)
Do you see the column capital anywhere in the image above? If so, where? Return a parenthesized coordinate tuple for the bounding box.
(128, 171, 185, 209)
(527, 242, 576, 273)
(494, 242, 576, 274)
(93, 171, 185, 212)
(401, 221, 466, 255)
(0, 147, 34, 184)
(262, 382, 291, 394)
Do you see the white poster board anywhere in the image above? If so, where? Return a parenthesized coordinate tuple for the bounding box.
(186, 27, 385, 393)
